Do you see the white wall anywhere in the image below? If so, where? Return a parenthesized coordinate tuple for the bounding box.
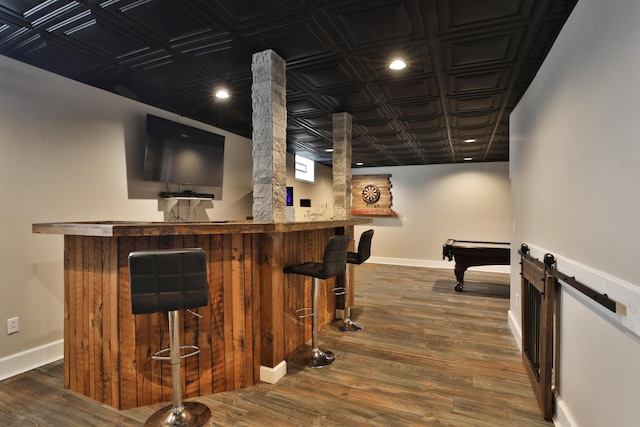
(354, 162, 510, 266)
(285, 154, 334, 221)
(0, 48, 513, 383)
(509, 0, 640, 425)
(0, 54, 254, 376)
(0, 52, 340, 379)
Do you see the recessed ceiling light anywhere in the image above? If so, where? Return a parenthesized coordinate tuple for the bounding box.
(356, 162, 364, 166)
(389, 59, 407, 70)
(214, 89, 229, 99)
(463, 157, 473, 161)
(465, 138, 476, 143)
(325, 148, 334, 152)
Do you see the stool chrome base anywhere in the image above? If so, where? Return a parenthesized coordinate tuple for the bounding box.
(330, 318, 363, 333)
(144, 401, 211, 427)
(290, 345, 336, 368)
(332, 262, 364, 334)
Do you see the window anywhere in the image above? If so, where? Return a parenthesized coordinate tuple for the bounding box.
(294, 154, 314, 183)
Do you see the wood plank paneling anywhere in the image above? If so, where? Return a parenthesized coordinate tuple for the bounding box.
(85, 238, 95, 399)
(61, 225, 348, 409)
(195, 234, 214, 397)
(250, 234, 262, 385)
(221, 234, 235, 391)
(259, 233, 282, 368)
(117, 236, 137, 409)
(351, 175, 395, 216)
(92, 238, 103, 404)
(105, 237, 119, 407)
(209, 234, 226, 394)
(72, 236, 83, 394)
(62, 235, 71, 390)
(230, 232, 246, 389)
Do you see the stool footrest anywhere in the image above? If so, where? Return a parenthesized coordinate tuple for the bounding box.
(294, 307, 313, 319)
(331, 286, 346, 296)
(152, 345, 200, 361)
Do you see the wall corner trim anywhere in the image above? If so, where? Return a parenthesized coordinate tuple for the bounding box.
(260, 360, 287, 384)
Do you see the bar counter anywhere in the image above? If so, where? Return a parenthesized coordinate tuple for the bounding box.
(33, 219, 370, 409)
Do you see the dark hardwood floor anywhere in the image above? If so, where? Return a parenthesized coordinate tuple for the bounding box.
(0, 263, 550, 426)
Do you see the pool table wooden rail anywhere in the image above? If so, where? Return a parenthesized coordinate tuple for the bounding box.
(442, 239, 510, 291)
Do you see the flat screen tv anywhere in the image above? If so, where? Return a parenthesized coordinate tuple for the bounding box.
(143, 114, 225, 187)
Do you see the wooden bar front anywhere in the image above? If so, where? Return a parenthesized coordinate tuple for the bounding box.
(32, 220, 369, 409)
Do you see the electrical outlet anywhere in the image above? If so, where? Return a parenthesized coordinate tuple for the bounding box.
(7, 317, 19, 335)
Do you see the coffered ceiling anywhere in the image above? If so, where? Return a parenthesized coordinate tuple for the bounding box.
(0, 0, 577, 167)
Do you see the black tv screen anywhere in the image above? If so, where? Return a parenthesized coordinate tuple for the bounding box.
(286, 186, 293, 206)
(143, 114, 225, 187)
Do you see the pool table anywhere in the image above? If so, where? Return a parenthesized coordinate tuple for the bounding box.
(442, 239, 510, 291)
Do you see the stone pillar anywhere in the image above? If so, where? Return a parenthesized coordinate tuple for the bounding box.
(332, 112, 353, 220)
(251, 50, 287, 223)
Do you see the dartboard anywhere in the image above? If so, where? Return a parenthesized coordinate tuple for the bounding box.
(362, 184, 381, 204)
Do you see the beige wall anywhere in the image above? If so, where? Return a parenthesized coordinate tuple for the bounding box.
(509, 0, 640, 425)
(354, 162, 510, 266)
(0, 52, 512, 380)
(0, 54, 254, 374)
(0, 53, 337, 377)
(285, 154, 334, 222)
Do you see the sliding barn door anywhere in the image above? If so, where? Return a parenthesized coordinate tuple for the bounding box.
(521, 255, 556, 421)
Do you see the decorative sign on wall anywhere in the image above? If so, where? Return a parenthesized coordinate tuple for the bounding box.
(351, 174, 396, 216)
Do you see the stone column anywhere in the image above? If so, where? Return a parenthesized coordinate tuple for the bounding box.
(332, 112, 353, 220)
(251, 50, 287, 223)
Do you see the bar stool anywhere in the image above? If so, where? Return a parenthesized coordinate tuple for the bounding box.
(128, 248, 211, 427)
(331, 229, 374, 333)
(283, 235, 350, 368)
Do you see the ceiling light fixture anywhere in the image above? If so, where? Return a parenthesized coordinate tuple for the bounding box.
(215, 89, 229, 99)
(465, 138, 476, 143)
(325, 148, 334, 152)
(464, 157, 473, 161)
(389, 59, 407, 70)
(356, 162, 364, 166)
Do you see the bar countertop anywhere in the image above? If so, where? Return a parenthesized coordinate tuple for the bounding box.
(32, 218, 372, 237)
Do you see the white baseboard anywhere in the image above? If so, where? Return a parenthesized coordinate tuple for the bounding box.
(1, 340, 290, 387)
(367, 256, 510, 274)
(554, 395, 579, 427)
(0, 339, 63, 381)
(259, 360, 287, 384)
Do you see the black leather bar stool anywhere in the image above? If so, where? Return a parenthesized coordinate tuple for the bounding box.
(284, 235, 350, 368)
(331, 229, 374, 333)
(129, 248, 211, 427)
